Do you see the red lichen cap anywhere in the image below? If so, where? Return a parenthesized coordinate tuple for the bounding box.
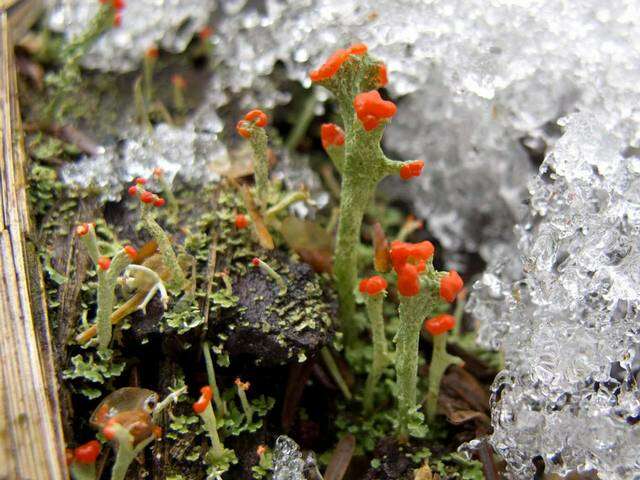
(235, 378, 250, 391)
(423, 314, 456, 336)
(153, 197, 165, 207)
(389, 240, 434, 273)
(251, 257, 261, 267)
(320, 123, 345, 150)
(76, 223, 91, 237)
(236, 120, 250, 139)
(310, 43, 368, 82)
(145, 46, 159, 59)
(97, 256, 111, 271)
(192, 386, 213, 414)
(353, 90, 397, 131)
(399, 160, 425, 180)
(377, 63, 388, 87)
(359, 275, 388, 295)
(113, 12, 122, 26)
(199, 26, 214, 40)
(348, 43, 368, 55)
(439, 270, 464, 303)
(73, 440, 101, 464)
(235, 213, 249, 229)
(397, 263, 420, 297)
(102, 418, 118, 441)
(128, 185, 138, 196)
(123, 245, 138, 260)
(111, 0, 125, 10)
(135, 177, 147, 185)
(140, 191, 155, 203)
(244, 110, 268, 127)
(171, 74, 187, 89)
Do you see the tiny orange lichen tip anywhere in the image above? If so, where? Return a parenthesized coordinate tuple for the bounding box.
(192, 386, 213, 414)
(73, 440, 101, 464)
(439, 270, 464, 302)
(358, 275, 388, 296)
(423, 314, 456, 336)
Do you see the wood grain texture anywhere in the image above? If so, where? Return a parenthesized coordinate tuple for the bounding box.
(0, 2, 67, 478)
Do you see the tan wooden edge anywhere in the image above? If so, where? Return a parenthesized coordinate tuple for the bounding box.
(0, 1, 68, 478)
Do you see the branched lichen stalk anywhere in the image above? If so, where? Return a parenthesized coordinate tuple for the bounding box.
(140, 207, 186, 291)
(203, 342, 227, 417)
(396, 294, 430, 441)
(79, 227, 131, 351)
(312, 46, 409, 346)
(109, 424, 155, 480)
(96, 250, 131, 350)
(425, 333, 463, 420)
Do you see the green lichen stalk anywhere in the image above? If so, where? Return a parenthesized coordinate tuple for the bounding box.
(249, 128, 269, 207)
(363, 290, 389, 412)
(395, 294, 431, 441)
(200, 403, 224, 459)
(109, 424, 156, 480)
(140, 206, 186, 291)
(237, 110, 271, 209)
(203, 342, 227, 417)
(425, 332, 463, 420)
(311, 45, 414, 346)
(77, 224, 131, 351)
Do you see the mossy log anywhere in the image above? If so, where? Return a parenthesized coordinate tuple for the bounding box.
(0, 1, 67, 478)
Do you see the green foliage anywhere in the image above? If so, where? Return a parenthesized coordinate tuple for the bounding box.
(432, 453, 485, 480)
(335, 404, 395, 453)
(221, 394, 275, 436)
(28, 164, 63, 217)
(164, 294, 205, 335)
(167, 414, 200, 440)
(251, 450, 273, 479)
(62, 350, 125, 398)
(205, 448, 237, 478)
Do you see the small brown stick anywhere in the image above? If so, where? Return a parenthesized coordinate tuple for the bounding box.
(323, 434, 356, 480)
(230, 177, 275, 250)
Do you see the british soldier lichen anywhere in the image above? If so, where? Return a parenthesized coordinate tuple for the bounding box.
(310, 43, 425, 346)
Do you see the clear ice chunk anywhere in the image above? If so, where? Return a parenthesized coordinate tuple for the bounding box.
(272, 435, 305, 480)
(46, 0, 215, 72)
(468, 113, 640, 479)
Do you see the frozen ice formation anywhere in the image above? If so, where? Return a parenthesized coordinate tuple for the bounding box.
(47, 0, 215, 72)
(48, 0, 640, 258)
(271, 435, 322, 480)
(214, 0, 640, 263)
(60, 118, 227, 200)
(468, 113, 640, 479)
(383, 77, 533, 261)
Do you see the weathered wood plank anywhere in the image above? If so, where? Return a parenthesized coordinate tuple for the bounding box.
(0, 2, 67, 478)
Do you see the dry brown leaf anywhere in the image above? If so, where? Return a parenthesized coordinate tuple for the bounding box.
(414, 462, 433, 480)
(324, 434, 356, 480)
(281, 216, 333, 273)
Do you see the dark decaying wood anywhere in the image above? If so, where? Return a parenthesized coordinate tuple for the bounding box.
(0, 1, 68, 478)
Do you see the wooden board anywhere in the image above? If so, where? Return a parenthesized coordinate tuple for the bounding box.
(0, 1, 68, 478)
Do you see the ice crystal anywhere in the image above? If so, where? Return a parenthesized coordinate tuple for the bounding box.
(47, 0, 215, 72)
(272, 435, 305, 480)
(60, 120, 226, 200)
(468, 113, 640, 479)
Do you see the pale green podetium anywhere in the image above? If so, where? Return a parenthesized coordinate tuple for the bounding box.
(76, 224, 132, 351)
(311, 47, 420, 347)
